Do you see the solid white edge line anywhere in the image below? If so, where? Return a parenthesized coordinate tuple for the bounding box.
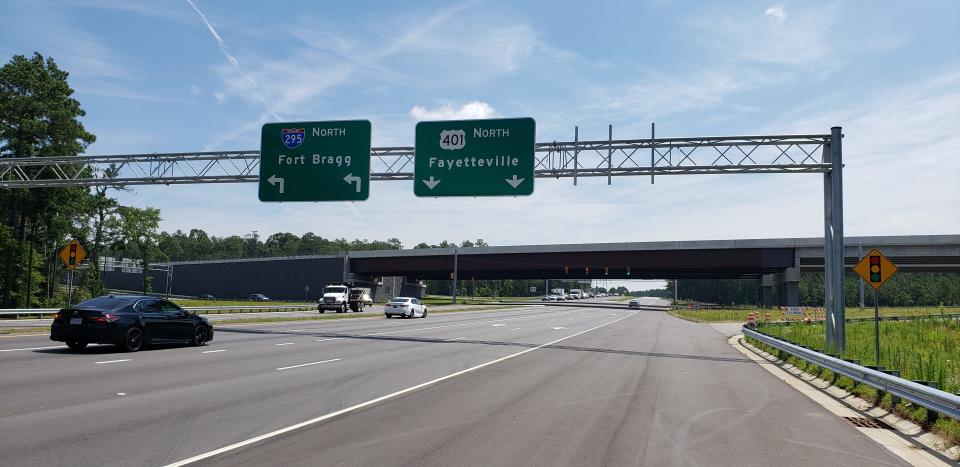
(314, 338, 341, 342)
(275, 343, 295, 346)
(275, 358, 342, 371)
(94, 359, 131, 364)
(443, 336, 467, 342)
(164, 311, 638, 467)
(0, 345, 64, 352)
(202, 349, 227, 354)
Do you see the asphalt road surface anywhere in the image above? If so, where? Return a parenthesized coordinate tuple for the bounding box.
(0, 301, 907, 466)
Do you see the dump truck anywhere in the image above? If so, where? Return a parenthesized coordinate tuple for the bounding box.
(318, 284, 373, 313)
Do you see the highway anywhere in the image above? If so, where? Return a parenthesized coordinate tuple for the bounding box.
(0, 300, 907, 466)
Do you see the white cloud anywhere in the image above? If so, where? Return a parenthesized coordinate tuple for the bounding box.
(212, 91, 226, 104)
(697, 4, 836, 69)
(409, 101, 499, 121)
(764, 5, 787, 24)
(185, 0, 282, 121)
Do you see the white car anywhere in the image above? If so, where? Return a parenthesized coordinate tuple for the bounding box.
(628, 299, 640, 308)
(385, 297, 428, 318)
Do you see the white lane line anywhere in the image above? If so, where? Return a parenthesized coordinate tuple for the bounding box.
(491, 324, 506, 327)
(443, 336, 467, 342)
(275, 358, 342, 371)
(275, 342, 295, 346)
(202, 349, 227, 354)
(315, 338, 341, 342)
(365, 309, 580, 337)
(552, 327, 566, 330)
(283, 329, 309, 332)
(0, 345, 63, 352)
(508, 328, 520, 331)
(164, 311, 638, 467)
(94, 359, 131, 364)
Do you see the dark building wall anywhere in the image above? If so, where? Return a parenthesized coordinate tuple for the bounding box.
(102, 256, 347, 301)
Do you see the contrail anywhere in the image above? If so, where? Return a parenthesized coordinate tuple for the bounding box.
(185, 0, 283, 121)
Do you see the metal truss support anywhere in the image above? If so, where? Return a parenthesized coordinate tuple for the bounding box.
(0, 132, 833, 188)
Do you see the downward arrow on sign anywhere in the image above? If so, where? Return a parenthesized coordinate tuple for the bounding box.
(505, 174, 524, 188)
(422, 176, 441, 190)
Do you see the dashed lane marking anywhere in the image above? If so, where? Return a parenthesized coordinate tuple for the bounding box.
(94, 359, 131, 364)
(275, 358, 342, 371)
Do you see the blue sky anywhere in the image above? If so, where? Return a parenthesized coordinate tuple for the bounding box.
(2, 1, 959, 289)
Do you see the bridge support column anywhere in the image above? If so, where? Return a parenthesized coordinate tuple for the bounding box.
(758, 275, 774, 308)
(776, 253, 801, 307)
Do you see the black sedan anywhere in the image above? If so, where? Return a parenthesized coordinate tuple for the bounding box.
(50, 295, 214, 352)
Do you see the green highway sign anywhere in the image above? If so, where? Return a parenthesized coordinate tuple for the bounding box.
(414, 117, 535, 197)
(259, 120, 371, 202)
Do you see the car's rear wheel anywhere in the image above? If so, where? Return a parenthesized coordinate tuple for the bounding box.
(318, 308, 325, 314)
(66, 339, 88, 351)
(338, 303, 346, 313)
(385, 314, 391, 319)
(121, 327, 144, 352)
(191, 326, 209, 346)
(422, 308, 428, 318)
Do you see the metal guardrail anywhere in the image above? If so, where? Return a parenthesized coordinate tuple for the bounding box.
(742, 327, 960, 420)
(0, 304, 317, 319)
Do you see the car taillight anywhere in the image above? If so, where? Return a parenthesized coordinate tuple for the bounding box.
(54, 310, 68, 321)
(95, 313, 120, 323)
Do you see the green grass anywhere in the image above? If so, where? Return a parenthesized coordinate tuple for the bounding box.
(0, 326, 50, 335)
(755, 319, 959, 394)
(670, 306, 960, 324)
(209, 305, 515, 325)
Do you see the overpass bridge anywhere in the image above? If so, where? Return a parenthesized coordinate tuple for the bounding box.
(101, 235, 958, 306)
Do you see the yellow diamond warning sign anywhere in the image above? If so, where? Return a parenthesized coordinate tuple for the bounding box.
(59, 239, 87, 270)
(852, 248, 898, 289)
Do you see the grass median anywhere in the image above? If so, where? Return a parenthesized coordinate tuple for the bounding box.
(203, 305, 519, 325)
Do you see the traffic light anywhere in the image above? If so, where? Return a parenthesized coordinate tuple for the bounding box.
(869, 255, 881, 282)
(449, 272, 454, 279)
(604, 267, 609, 276)
(564, 265, 569, 274)
(585, 266, 590, 275)
(626, 266, 631, 276)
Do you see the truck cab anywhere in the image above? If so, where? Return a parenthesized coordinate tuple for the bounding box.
(319, 285, 350, 313)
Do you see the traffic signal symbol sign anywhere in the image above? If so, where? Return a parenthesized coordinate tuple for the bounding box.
(852, 248, 898, 289)
(58, 239, 86, 270)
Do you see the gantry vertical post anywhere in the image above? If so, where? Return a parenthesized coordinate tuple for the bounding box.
(830, 126, 845, 353)
(823, 139, 835, 354)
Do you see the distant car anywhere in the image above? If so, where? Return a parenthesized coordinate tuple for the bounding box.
(198, 294, 216, 300)
(541, 295, 551, 301)
(384, 297, 427, 318)
(50, 295, 213, 352)
(248, 293, 270, 301)
(628, 299, 640, 308)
